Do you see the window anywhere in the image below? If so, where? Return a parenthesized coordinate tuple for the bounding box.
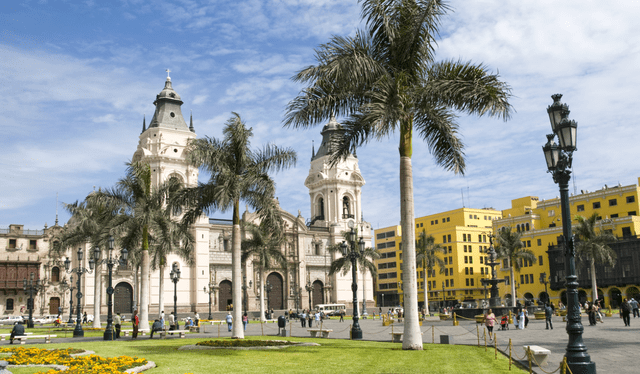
(447, 234, 451, 242)
(6, 299, 13, 311)
(538, 256, 543, 266)
(445, 268, 449, 276)
(466, 279, 470, 286)
(470, 268, 474, 275)
(469, 257, 473, 264)
(448, 246, 452, 254)
(449, 256, 452, 263)
(464, 245, 467, 253)
(527, 240, 531, 247)
(447, 217, 450, 222)
(443, 235, 447, 243)
(464, 256, 468, 264)
(478, 234, 482, 242)
(444, 257, 448, 265)
(435, 220, 438, 224)
(529, 274, 534, 284)
(611, 214, 619, 218)
(416, 223, 419, 228)
(450, 280, 454, 287)
(481, 267, 484, 275)
(521, 274, 525, 284)
(577, 204, 585, 212)
(548, 210, 555, 217)
(462, 233, 467, 241)
(629, 211, 637, 216)
(8, 239, 16, 249)
(420, 223, 423, 227)
(223, 239, 230, 251)
(609, 199, 618, 206)
(505, 276, 510, 285)
(51, 267, 60, 282)
(446, 279, 449, 287)
(315, 243, 321, 255)
(465, 268, 469, 275)
(480, 256, 483, 264)
(593, 202, 601, 209)
(627, 196, 635, 203)
(622, 227, 632, 237)
(537, 239, 542, 246)
(470, 279, 474, 286)
(29, 240, 37, 250)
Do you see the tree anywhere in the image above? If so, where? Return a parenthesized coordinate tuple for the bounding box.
(327, 229, 379, 313)
(415, 230, 446, 315)
(241, 220, 287, 322)
(495, 227, 536, 307)
(284, 0, 512, 349)
(177, 113, 297, 339)
(574, 213, 617, 303)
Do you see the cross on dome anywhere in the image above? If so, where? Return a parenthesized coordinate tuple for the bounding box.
(166, 69, 171, 80)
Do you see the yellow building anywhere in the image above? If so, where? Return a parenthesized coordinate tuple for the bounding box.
(374, 207, 502, 310)
(493, 178, 640, 308)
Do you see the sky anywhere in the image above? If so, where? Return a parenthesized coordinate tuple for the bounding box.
(2, 0, 640, 231)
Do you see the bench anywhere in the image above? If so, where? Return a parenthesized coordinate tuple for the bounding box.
(523, 345, 551, 366)
(160, 330, 188, 338)
(389, 332, 403, 343)
(14, 334, 56, 344)
(0, 333, 32, 341)
(307, 328, 332, 338)
(122, 330, 146, 337)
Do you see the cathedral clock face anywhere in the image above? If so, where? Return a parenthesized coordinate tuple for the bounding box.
(348, 220, 355, 229)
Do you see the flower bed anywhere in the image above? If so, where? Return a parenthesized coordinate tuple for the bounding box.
(0, 347, 147, 374)
(196, 339, 298, 348)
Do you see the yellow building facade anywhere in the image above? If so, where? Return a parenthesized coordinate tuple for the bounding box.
(374, 207, 502, 309)
(493, 178, 640, 308)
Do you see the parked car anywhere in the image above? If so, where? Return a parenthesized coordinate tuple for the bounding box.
(33, 315, 56, 324)
(0, 316, 24, 325)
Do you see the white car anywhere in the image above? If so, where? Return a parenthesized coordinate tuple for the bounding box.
(0, 316, 24, 325)
(33, 315, 56, 324)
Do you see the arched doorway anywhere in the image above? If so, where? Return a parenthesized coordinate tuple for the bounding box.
(578, 290, 588, 304)
(312, 280, 324, 307)
(266, 273, 284, 310)
(626, 286, 640, 300)
(114, 282, 133, 315)
(219, 280, 232, 311)
(49, 297, 60, 315)
(597, 289, 605, 303)
(524, 292, 534, 306)
(609, 288, 622, 308)
(538, 292, 549, 304)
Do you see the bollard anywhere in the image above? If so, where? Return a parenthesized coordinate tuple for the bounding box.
(289, 319, 292, 337)
(432, 325, 435, 344)
(509, 338, 512, 371)
(477, 325, 480, 346)
(562, 357, 567, 374)
(349, 324, 352, 340)
(218, 323, 220, 338)
(483, 329, 487, 351)
(527, 346, 532, 374)
(494, 334, 498, 359)
(453, 312, 459, 326)
(509, 310, 513, 324)
(261, 321, 264, 336)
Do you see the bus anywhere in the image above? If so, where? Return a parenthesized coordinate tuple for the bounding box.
(315, 304, 347, 316)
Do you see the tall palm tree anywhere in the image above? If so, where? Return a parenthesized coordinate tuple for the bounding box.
(177, 113, 297, 339)
(415, 230, 446, 315)
(574, 213, 617, 302)
(93, 162, 180, 331)
(284, 0, 512, 349)
(494, 227, 536, 307)
(241, 220, 287, 322)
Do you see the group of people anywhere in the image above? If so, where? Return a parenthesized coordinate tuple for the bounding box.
(298, 309, 323, 327)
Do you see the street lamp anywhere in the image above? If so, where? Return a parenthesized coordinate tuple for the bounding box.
(442, 281, 446, 310)
(305, 279, 313, 310)
(23, 273, 40, 328)
(64, 247, 96, 337)
(94, 236, 128, 340)
(265, 281, 273, 312)
(63, 276, 76, 325)
(170, 263, 181, 323)
(339, 220, 365, 340)
(542, 94, 595, 374)
(381, 293, 384, 308)
(204, 284, 214, 320)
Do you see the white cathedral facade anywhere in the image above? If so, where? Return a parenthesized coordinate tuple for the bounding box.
(0, 75, 374, 319)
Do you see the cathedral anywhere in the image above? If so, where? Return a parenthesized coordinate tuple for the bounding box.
(0, 75, 374, 318)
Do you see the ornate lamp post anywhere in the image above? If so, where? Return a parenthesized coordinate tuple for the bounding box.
(170, 263, 181, 321)
(59, 276, 70, 321)
(64, 276, 76, 325)
(442, 281, 446, 310)
(64, 247, 96, 338)
(305, 280, 313, 310)
(542, 94, 595, 374)
(265, 281, 273, 312)
(94, 236, 128, 340)
(23, 273, 40, 328)
(340, 220, 365, 340)
(204, 284, 214, 320)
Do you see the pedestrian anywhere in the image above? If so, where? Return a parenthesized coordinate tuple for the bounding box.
(226, 311, 233, 331)
(114, 312, 122, 339)
(194, 312, 200, 327)
(82, 311, 87, 324)
(242, 312, 248, 331)
(524, 309, 529, 328)
(518, 308, 525, 330)
(587, 302, 596, 326)
(630, 298, 639, 318)
(150, 319, 163, 339)
(169, 311, 176, 331)
(484, 309, 496, 339)
(300, 311, 306, 328)
(132, 310, 139, 339)
(339, 309, 344, 322)
(621, 298, 631, 326)
(160, 310, 165, 328)
(544, 303, 554, 330)
(9, 320, 25, 344)
(315, 310, 321, 324)
(379, 307, 383, 320)
(308, 311, 313, 328)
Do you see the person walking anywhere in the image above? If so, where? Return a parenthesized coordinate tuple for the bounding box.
(114, 312, 122, 339)
(242, 312, 248, 331)
(587, 302, 597, 326)
(339, 309, 344, 322)
(308, 311, 313, 328)
(484, 309, 496, 339)
(300, 311, 306, 328)
(226, 312, 233, 332)
(621, 298, 631, 326)
(160, 310, 165, 328)
(630, 298, 639, 318)
(544, 303, 554, 330)
(194, 312, 200, 327)
(132, 310, 139, 339)
(169, 311, 176, 331)
(82, 311, 88, 324)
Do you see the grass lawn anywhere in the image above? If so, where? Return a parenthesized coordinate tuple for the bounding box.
(6, 336, 524, 374)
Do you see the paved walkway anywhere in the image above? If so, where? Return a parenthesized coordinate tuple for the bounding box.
(1, 314, 635, 373)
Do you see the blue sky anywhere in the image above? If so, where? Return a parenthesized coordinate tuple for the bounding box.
(2, 0, 640, 231)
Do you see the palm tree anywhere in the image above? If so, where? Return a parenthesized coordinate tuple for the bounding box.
(574, 213, 617, 303)
(241, 220, 287, 322)
(415, 230, 446, 315)
(494, 227, 536, 307)
(177, 113, 297, 339)
(284, 0, 512, 350)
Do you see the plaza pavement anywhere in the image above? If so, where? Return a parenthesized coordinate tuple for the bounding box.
(0, 313, 635, 374)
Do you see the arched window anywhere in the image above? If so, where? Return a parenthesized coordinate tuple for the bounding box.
(342, 196, 352, 219)
(6, 299, 14, 311)
(318, 197, 325, 220)
(51, 267, 60, 283)
(525, 223, 530, 231)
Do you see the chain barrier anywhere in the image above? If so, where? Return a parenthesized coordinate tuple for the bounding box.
(499, 339, 570, 374)
(433, 326, 476, 336)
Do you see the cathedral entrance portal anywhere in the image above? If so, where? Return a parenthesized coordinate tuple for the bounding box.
(267, 273, 284, 310)
(114, 282, 133, 315)
(219, 280, 232, 311)
(313, 280, 324, 307)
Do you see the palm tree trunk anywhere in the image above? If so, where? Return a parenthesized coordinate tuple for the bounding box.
(259, 268, 266, 322)
(92, 263, 102, 328)
(510, 266, 516, 308)
(159, 263, 165, 318)
(133, 264, 139, 313)
(231, 199, 244, 339)
(399, 154, 422, 350)
(590, 260, 598, 302)
(140, 227, 150, 331)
